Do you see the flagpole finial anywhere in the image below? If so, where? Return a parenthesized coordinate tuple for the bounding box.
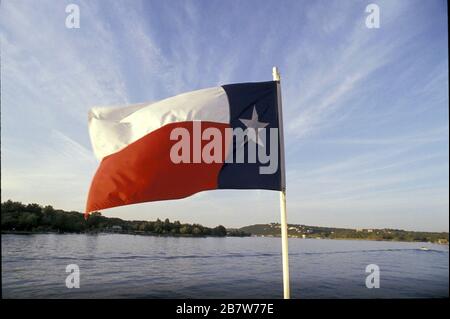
(272, 66, 281, 81)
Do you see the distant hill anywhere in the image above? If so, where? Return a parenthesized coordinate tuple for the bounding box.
(239, 223, 449, 244)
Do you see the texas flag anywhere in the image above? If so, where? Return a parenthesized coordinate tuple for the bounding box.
(85, 81, 284, 216)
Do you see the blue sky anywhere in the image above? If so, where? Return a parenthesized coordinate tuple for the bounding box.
(1, 0, 448, 231)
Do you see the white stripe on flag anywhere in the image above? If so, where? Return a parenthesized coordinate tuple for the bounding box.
(88, 86, 230, 160)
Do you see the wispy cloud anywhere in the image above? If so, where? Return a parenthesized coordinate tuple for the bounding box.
(1, 130, 97, 210)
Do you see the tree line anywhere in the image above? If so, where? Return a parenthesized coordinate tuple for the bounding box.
(1, 200, 250, 237)
(240, 223, 449, 243)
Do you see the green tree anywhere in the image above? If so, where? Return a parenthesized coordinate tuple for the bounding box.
(192, 227, 202, 236)
(164, 218, 171, 232)
(212, 225, 227, 236)
(179, 225, 191, 234)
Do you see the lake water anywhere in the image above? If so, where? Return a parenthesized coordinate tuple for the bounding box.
(1, 234, 448, 298)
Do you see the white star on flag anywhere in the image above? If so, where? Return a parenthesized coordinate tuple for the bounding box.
(239, 105, 269, 147)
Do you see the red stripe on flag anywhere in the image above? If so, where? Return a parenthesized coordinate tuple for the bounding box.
(85, 121, 230, 216)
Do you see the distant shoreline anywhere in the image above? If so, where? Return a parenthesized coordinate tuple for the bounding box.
(1, 200, 250, 238)
(2, 230, 449, 245)
(240, 223, 449, 244)
(2, 200, 448, 244)
(0, 230, 248, 238)
(252, 234, 449, 244)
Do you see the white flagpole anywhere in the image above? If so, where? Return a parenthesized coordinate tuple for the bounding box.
(272, 66, 290, 299)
